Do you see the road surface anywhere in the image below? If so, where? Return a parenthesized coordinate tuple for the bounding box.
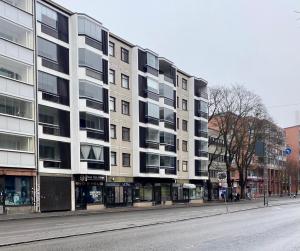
(1, 199, 300, 251)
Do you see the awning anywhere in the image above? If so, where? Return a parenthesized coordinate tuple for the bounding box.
(183, 183, 196, 189)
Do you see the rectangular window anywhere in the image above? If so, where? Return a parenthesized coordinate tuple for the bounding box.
(80, 112, 104, 132)
(4, 176, 33, 206)
(121, 47, 129, 63)
(160, 132, 175, 146)
(122, 153, 130, 167)
(163, 107, 174, 123)
(182, 120, 188, 131)
(111, 151, 117, 166)
(38, 71, 69, 106)
(78, 16, 102, 42)
(182, 99, 188, 111)
(0, 95, 32, 119)
(0, 133, 33, 152)
(160, 155, 176, 168)
(80, 144, 104, 162)
(37, 37, 69, 74)
(121, 74, 129, 89)
(177, 96, 179, 108)
(146, 128, 160, 144)
(122, 127, 130, 141)
(109, 42, 115, 56)
(110, 124, 116, 139)
(79, 80, 103, 102)
(182, 78, 187, 90)
(121, 100, 130, 115)
(36, 3, 69, 43)
(177, 139, 179, 150)
(177, 118, 179, 129)
(160, 83, 174, 101)
(78, 48, 102, 73)
(109, 69, 115, 84)
(147, 102, 160, 119)
(146, 153, 160, 167)
(176, 75, 179, 87)
(110, 96, 116, 112)
(146, 52, 158, 70)
(147, 78, 159, 94)
(177, 160, 180, 171)
(182, 140, 188, 152)
(182, 161, 188, 172)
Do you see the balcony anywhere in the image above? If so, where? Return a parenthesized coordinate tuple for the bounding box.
(0, 149, 34, 168)
(0, 18, 33, 49)
(39, 105, 70, 138)
(195, 159, 208, 177)
(138, 50, 159, 77)
(0, 55, 33, 84)
(0, 1, 32, 29)
(2, 0, 32, 14)
(159, 58, 176, 86)
(194, 79, 208, 99)
(0, 115, 34, 135)
(39, 139, 71, 169)
(0, 39, 33, 65)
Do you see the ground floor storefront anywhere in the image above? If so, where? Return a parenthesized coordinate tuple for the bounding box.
(0, 168, 36, 214)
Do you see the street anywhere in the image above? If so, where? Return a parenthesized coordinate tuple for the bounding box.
(0, 199, 300, 250)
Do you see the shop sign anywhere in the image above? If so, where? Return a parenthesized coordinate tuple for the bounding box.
(87, 175, 106, 181)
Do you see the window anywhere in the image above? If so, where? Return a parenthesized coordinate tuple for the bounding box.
(109, 69, 115, 84)
(109, 42, 115, 56)
(182, 99, 188, 111)
(78, 16, 102, 42)
(146, 153, 160, 167)
(160, 156, 176, 168)
(147, 78, 159, 94)
(182, 78, 187, 90)
(110, 96, 116, 112)
(182, 161, 188, 172)
(80, 144, 104, 162)
(121, 47, 129, 63)
(147, 52, 158, 69)
(37, 37, 69, 74)
(176, 75, 179, 87)
(38, 71, 69, 106)
(160, 132, 175, 146)
(0, 95, 32, 119)
(122, 153, 130, 167)
(78, 48, 102, 72)
(80, 112, 104, 132)
(163, 108, 174, 123)
(36, 3, 69, 43)
(182, 140, 188, 152)
(177, 96, 179, 108)
(177, 118, 179, 129)
(177, 139, 179, 150)
(182, 120, 188, 131)
(160, 83, 174, 101)
(0, 133, 33, 152)
(79, 80, 103, 102)
(122, 127, 130, 141)
(110, 124, 116, 139)
(4, 176, 33, 206)
(121, 74, 129, 89)
(177, 160, 180, 171)
(111, 151, 117, 166)
(146, 128, 160, 143)
(121, 100, 130, 115)
(147, 102, 159, 119)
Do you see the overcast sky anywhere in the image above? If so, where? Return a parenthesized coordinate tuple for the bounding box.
(56, 0, 300, 128)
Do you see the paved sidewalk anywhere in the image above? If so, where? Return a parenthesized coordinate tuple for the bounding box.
(0, 196, 299, 222)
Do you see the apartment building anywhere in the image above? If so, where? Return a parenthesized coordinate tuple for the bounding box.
(0, 0, 36, 214)
(0, 0, 209, 213)
(284, 125, 300, 194)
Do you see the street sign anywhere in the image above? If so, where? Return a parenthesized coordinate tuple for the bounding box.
(285, 147, 292, 156)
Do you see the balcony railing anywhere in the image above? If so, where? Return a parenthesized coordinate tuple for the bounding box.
(195, 170, 209, 177)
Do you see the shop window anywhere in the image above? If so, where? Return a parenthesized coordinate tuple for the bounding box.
(4, 176, 33, 206)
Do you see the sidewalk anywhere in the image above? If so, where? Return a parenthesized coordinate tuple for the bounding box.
(0, 196, 298, 222)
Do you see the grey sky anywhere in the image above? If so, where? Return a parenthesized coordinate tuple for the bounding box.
(56, 0, 300, 128)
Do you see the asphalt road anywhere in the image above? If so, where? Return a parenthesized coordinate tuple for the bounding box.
(1, 199, 300, 251)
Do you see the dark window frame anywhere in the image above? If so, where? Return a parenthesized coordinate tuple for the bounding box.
(110, 124, 116, 139)
(122, 127, 130, 141)
(121, 47, 129, 63)
(122, 153, 131, 167)
(121, 100, 130, 115)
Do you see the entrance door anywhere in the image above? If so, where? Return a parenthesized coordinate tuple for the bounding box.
(154, 186, 161, 205)
(75, 185, 87, 210)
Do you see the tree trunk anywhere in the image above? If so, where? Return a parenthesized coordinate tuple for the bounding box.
(207, 180, 212, 201)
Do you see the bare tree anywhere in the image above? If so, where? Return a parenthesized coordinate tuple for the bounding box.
(209, 85, 268, 197)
